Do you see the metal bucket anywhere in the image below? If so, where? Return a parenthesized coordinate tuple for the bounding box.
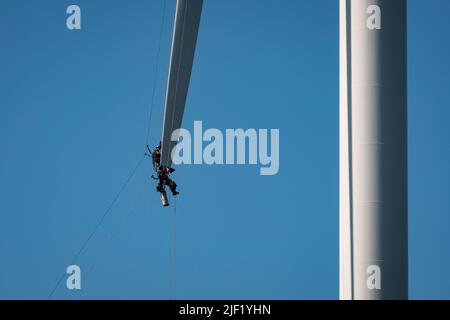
(160, 190, 169, 207)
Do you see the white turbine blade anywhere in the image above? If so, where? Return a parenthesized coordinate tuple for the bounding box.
(160, 0, 203, 167)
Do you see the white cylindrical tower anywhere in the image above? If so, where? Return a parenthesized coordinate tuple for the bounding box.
(340, 0, 408, 300)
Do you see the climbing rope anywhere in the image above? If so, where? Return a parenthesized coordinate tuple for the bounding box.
(145, 0, 168, 147)
(48, 0, 176, 299)
(170, 195, 177, 299)
(87, 185, 147, 276)
(47, 156, 145, 299)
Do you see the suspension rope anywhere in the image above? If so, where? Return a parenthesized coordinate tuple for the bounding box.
(170, 195, 177, 299)
(87, 185, 147, 276)
(145, 0, 168, 147)
(47, 156, 145, 299)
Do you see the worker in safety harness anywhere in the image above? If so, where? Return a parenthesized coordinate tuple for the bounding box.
(155, 165, 179, 196)
(147, 143, 179, 197)
(149, 142, 162, 170)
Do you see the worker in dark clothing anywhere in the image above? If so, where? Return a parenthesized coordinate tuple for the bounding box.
(148, 143, 179, 206)
(156, 166, 179, 196)
(147, 142, 161, 170)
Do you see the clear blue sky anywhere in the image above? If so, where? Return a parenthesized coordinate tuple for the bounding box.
(0, 0, 449, 299)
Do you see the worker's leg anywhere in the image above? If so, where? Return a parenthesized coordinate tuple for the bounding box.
(165, 178, 179, 195)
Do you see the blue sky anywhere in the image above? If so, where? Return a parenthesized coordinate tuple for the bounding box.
(0, 0, 449, 299)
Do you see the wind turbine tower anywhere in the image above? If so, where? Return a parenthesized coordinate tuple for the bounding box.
(339, 0, 408, 300)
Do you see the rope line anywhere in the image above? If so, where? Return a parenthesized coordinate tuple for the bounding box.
(48, 0, 180, 300)
(87, 185, 147, 276)
(146, 0, 168, 147)
(47, 156, 145, 299)
(170, 195, 177, 299)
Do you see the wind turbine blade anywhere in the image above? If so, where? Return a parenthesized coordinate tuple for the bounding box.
(160, 0, 203, 167)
